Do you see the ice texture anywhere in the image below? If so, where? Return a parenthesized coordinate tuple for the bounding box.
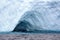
(0, 0, 33, 32)
(0, 0, 60, 32)
(13, 1, 60, 32)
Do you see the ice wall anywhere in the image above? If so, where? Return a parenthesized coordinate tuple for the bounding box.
(30, 1, 60, 31)
(0, 0, 60, 32)
(14, 1, 60, 32)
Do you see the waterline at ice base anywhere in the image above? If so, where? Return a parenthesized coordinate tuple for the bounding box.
(0, 0, 60, 33)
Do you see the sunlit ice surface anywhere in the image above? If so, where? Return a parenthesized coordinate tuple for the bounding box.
(0, 0, 60, 33)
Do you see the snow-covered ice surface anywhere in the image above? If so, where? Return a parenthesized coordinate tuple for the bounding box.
(0, 0, 60, 32)
(0, 0, 33, 32)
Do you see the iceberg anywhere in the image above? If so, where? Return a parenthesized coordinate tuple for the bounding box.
(0, 0, 60, 32)
(13, 1, 60, 32)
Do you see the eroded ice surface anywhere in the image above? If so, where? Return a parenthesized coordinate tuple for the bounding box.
(13, 1, 60, 32)
(0, 0, 60, 32)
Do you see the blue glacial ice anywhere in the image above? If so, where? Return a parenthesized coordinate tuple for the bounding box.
(0, 0, 60, 32)
(13, 1, 60, 32)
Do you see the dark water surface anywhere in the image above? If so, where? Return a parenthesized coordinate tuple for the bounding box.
(0, 30, 60, 34)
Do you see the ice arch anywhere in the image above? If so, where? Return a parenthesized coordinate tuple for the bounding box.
(13, 1, 60, 32)
(0, 0, 60, 32)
